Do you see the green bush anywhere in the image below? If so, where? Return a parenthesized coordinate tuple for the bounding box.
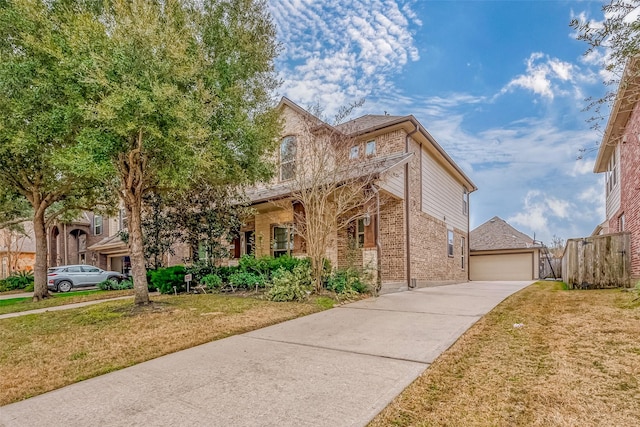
(149, 265, 187, 294)
(267, 264, 313, 302)
(0, 270, 34, 292)
(97, 278, 134, 291)
(326, 268, 368, 294)
(228, 271, 265, 290)
(200, 274, 222, 290)
(237, 254, 308, 280)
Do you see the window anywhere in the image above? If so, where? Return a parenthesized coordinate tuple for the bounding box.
(280, 136, 296, 181)
(365, 140, 376, 156)
(349, 219, 365, 248)
(350, 145, 359, 159)
(619, 213, 625, 232)
(94, 215, 103, 235)
(606, 152, 618, 196)
(119, 209, 128, 231)
(82, 266, 99, 273)
(447, 230, 454, 257)
(272, 225, 293, 257)
(461, 237, 466, 269)
(244, 231, 254, 256)
(462, 188, 468, 215)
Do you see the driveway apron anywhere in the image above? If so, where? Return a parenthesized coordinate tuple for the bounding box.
(0, 280, 532, 427)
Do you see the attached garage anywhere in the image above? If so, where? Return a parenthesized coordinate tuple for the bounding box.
(469, 217, 541, 281)
(470, 251, 535, 281)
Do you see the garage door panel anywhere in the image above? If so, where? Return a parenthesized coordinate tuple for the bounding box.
(470, 253, 533, 281)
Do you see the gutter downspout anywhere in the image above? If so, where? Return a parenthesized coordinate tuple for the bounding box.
(372, 185, 382, 294)
(467, 191, 470, 282)
(405, 124, 419, 289)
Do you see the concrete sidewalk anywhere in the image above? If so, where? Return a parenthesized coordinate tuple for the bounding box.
(0, 280, 532, 427)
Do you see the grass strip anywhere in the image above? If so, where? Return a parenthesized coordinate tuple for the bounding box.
(370, 281, 640, 426)
(0, 293, 329, 405)
(0, 290, 133, 315)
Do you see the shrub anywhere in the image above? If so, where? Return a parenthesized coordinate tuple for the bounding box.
(0, 270, 34, 292)
(185, 260, 215, 283)
(228, 271, 265, 290)
(97, 278, 134, 291)
(238, 254, 308, 280)
(326, 268, 368, 294)
(267, 264, 313, 302)
(149, 265, 187, 294)
(200, 274, 222, 290)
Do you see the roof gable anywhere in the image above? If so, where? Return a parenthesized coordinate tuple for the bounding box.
(470, 216, 537, 251)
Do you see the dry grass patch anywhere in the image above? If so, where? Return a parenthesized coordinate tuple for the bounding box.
(370, 281, 640, 427)
(0, 293, 326, 405)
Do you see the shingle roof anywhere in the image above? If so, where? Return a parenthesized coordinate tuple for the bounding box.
(335, 114, 407, 135)
(470, 216, 538, 251)
(245, 151, 413, 204)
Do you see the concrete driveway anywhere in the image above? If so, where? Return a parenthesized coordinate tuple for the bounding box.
(0, 280, 532, 427)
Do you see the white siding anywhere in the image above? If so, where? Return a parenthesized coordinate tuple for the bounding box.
(421, 146, 468, 232)
(379, 169, 404, 199)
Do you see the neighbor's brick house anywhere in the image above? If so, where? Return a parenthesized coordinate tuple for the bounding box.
(593, 56, 640, 281)
(235, 98, 476, 292)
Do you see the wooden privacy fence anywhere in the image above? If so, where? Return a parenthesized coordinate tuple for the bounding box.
(562, 232, 631, 288)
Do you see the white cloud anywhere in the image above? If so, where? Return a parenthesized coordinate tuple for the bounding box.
(269, 0, 420, 114)
(570, 158, 595, 176)
(507, 191, 573, 241)
(499, 53, 579, 100)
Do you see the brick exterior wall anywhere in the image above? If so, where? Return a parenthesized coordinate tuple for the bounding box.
(333, 129, 470, 287)
(612, 101, 640, 280)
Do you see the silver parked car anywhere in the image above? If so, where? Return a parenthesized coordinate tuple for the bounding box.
(47, 265, 127, 292)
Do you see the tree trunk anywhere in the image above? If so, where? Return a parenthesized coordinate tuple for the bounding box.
(32, 207, 50, 301)
(119, 134, 150, 305)
(127, 200, 150, 305)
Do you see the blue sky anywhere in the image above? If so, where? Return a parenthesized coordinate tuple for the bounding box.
(268, 0, 613, 245)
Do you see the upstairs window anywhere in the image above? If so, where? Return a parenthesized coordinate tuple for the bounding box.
(619, 213, 625, 232)
(606, 152, 618, 196)
(350, 145, 359, 160)
(280, 136, 296, 181)
(119, 209, 128, 231)
(365, 140, 376, 156)
(94, 215, 103, 235)
(462, 188, 468, 215)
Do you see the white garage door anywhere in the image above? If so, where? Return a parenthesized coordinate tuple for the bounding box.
(470, 253, 533, 281)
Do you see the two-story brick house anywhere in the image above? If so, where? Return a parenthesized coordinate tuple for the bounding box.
(48, 210, 131, 274)
(236, 98, 477, 292)
(593, 56, 640, 281)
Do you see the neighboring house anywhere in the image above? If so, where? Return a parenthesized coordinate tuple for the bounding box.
(469, 216, 541, 281)
(0, 222, 36, 277)
(593, 56, 640, 281)
(50, 209, 189, 274)
(49, 211, 131, 274)
(238, 97, 477, 292)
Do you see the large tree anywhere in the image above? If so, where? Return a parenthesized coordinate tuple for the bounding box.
(74, 0, 280, 304)
(0, 0, 112, 301)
